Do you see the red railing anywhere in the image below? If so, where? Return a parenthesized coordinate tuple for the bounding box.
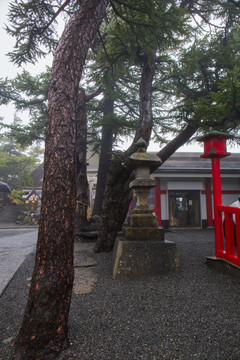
(216, 205, 240, 267)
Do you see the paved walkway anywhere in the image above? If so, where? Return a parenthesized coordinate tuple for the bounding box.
(0, 228, 38, 296)
(0, 229, 240, 360)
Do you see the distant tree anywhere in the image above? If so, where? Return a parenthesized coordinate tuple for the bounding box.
(0, 69, 49, 145)
(8, 189, 26, 207)
(0, 136, 40, 188)
(75, 86, 102, 234)
(91, 86, 115, 216)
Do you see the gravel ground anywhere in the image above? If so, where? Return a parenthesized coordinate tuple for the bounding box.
(0, 229, 240, 360)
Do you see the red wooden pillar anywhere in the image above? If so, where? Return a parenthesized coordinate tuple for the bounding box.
(211, 157, 224, 256)
(198, 131, 232, 258)
(154, 177, 163, 228)
(205, 178, 214, 228)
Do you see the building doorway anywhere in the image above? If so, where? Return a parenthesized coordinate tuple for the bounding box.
(169, 190, 201, 227)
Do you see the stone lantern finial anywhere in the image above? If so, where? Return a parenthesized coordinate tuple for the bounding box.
(134, 137, 148, 153)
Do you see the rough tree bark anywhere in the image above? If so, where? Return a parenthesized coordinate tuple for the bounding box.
(92, 92, 114, 216)
(14, 1, 108, 360)
(156, 122, 198, 163)
(94, 52, 156, 252)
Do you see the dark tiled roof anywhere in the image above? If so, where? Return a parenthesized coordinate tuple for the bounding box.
(32, 152, 240, 183)
(154, 152, 240, 175)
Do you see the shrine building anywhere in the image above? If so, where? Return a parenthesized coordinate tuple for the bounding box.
(29, 151, 240, 230)
(149, 152, 240, 229)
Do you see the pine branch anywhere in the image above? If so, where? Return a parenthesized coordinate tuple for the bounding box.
(6, 0, 72, 65)
(226, 0, 240, 9)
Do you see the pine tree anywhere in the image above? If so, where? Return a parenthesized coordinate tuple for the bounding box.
(9, 1, 109, 359)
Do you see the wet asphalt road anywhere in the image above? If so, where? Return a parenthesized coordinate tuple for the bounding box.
(0, 228, 38, 296)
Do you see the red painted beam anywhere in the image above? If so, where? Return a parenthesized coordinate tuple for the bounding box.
(154, 178, 163, 227)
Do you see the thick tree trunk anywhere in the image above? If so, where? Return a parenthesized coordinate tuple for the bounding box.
(14, 1, 108, 360)
(94, 54, 156, 252)
(94, 47, 199, 253)
(130, 54, 156, 149)
(92, 94, 114, 216)
(156, 122, 198, 164)
(95, 122, 199, 253)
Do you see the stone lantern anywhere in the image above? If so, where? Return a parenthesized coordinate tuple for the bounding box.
(125, 138, 164, 240)
(113, 138, 179, 279)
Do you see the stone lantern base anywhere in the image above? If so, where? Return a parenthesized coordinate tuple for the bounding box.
(113, 235, 179, 280)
